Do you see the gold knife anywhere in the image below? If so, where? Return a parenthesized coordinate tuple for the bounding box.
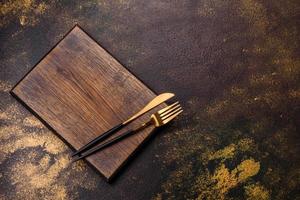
(72, 92, 174, 157)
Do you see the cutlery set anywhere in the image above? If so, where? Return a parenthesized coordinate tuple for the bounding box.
(72, 93, 182, 162)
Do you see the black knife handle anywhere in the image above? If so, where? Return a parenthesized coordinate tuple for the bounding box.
(72, 123, 124, 157)
(72, 129, 136, 162)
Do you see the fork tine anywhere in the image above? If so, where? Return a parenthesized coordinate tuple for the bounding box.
(160, 103, 181, 118)
(162, 109, 183, 124)
(158, 101, 179, 114)
(161, 106, 182, 120)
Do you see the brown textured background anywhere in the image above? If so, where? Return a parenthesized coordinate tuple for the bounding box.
(0, 0, 299, 199)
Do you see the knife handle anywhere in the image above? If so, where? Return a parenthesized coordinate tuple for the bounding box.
(72, 123, 124, 157)
(72, 128, 137, 162)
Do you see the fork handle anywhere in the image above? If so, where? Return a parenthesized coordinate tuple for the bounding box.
(71, 123, 124, 157)
(72, 129, 136, 162)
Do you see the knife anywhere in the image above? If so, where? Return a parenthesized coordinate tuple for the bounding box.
(72, 92, 175, 157)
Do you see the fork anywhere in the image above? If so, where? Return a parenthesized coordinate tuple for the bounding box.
(72, 102, 183, 162)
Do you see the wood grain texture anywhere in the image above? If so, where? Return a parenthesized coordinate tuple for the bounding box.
(11, 25, 164, 181)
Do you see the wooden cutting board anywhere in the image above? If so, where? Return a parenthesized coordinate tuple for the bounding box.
(11, 25, 164, 181)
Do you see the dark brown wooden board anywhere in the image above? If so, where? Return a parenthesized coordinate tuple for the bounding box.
(11, 25, 165, 181)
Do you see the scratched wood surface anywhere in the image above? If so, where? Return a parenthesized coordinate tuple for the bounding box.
(11, 25, 163, 181)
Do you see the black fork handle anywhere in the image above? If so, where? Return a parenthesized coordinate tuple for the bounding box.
(71, 123, 124, 157)
(72, 128, 136, 162)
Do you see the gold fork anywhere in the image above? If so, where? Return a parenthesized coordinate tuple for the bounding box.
(72, 102, 183, 162)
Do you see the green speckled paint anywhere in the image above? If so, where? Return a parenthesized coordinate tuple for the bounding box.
(0, 0, 299, 199)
